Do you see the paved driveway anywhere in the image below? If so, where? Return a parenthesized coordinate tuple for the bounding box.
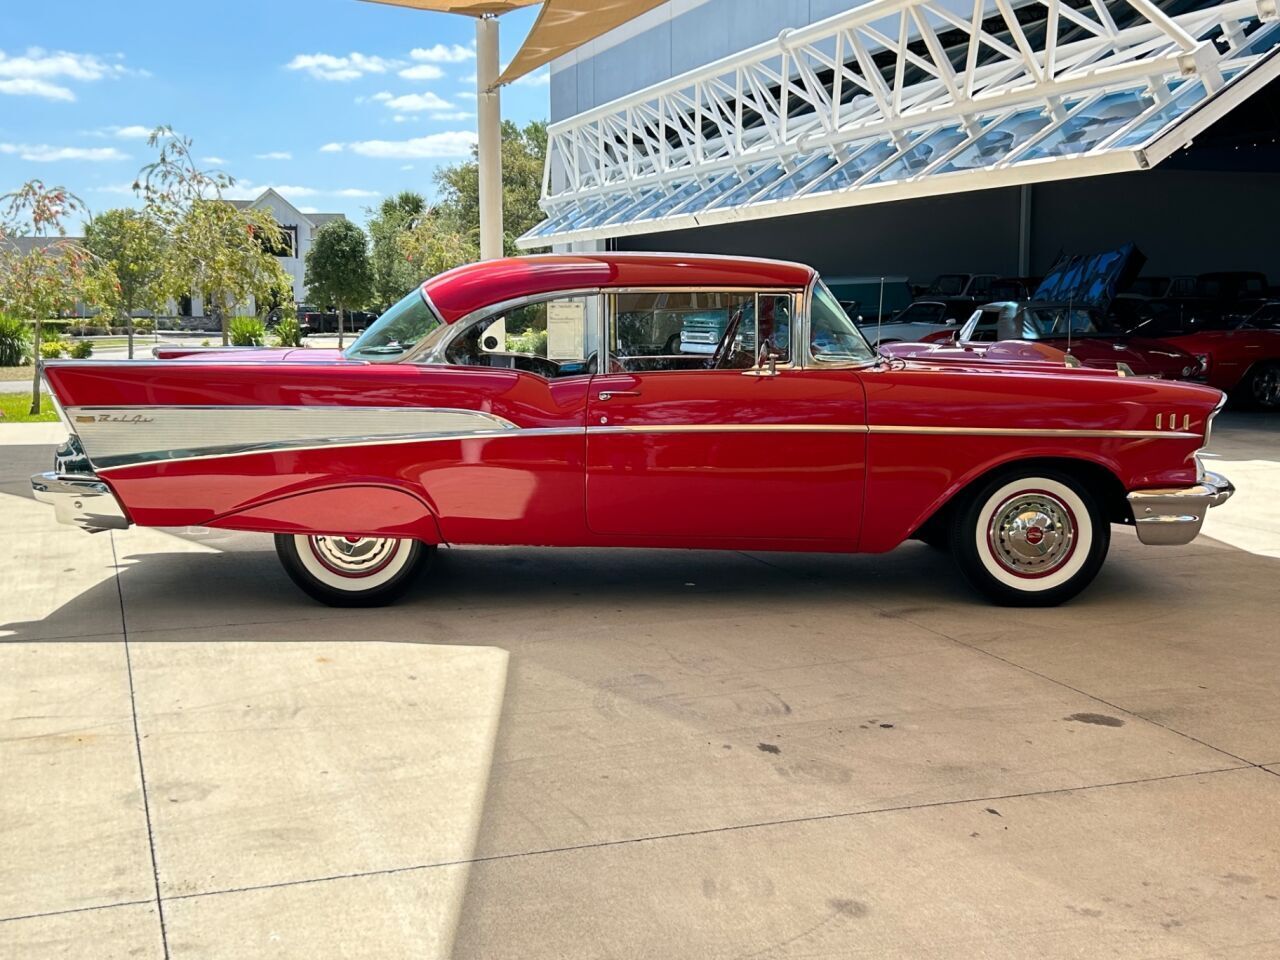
(2, 415, 1278, 959)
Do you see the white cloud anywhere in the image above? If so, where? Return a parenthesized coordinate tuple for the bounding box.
(400, 164, 414, 171)
(319, 142, 344, 153)
(299, 206, 320, 214)
(345, 131, 477, 160)
(429, 110, 475, 121)
(285, 52, 399, 82)
(0, 142, 128, 162)
(409, 44, 474, 64)
(91, 182, 138, 195)
(221, 180, 377, 201)
(0, 48, 137, 101)
(255, 151, 292, 160)
(511, 67, 551, 87)
(398, 63, 444, 81)
(111, 124, 152, 139)
(0, 77, 74, 101)
(202, 155, 226, 164)
(332, 188, 380, 198)
(371, 90, 452, 113)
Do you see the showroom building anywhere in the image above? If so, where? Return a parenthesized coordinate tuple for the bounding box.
(521, 0, 1280, 285)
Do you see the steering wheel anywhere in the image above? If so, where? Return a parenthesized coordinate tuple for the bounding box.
(710, 308, 745, 370)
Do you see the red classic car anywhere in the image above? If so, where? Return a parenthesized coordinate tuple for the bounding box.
(1131, 300, 1280, 410)
(900, 301, 1203, 379)
(33, 254, 1233, 608)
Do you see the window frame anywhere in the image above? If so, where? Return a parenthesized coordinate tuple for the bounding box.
(416, 288, 604, 380)
(605, 285, 804, 375)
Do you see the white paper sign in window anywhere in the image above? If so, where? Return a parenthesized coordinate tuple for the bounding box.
(547, 300, 585, 360)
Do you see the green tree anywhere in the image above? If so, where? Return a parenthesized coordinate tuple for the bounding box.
(0, 182, 94, 415)
(368, 191, 427, 310)
(433, 119, 548, 255)
(136, 126, 288, 345)
(83, 208, 168, 359)
(304, 219, 373, 349)
(398, 209, 478, 279)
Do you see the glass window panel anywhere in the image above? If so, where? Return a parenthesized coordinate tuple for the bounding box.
(1109, 80, 1212, 149)
(669, 169, 750, 215)
(1014, 90, 1153, 161)
(755, 153, 838, 203)
(705, 160, 785, 210)
(609, 290, 794, 373)
(445, 294, 600, 378)
(807, 139, 897, 193)
(868, 126, 968, 184)
(937, 110, 1050, 173)
(635, 178, 708, 220)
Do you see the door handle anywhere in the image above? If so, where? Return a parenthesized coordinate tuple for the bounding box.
(597, 390, 641, 401)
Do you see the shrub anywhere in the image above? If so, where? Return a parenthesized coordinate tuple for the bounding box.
(273, 316, 303, 348)
(69, 340, 94, 359)
(229, 315, 265, 347)
(201, 339, 212, 348)
(0, 313, 31, 366)
(40, 340, 67, 360)
(508, 327, 548, 356)
(133, 317, 155, 333)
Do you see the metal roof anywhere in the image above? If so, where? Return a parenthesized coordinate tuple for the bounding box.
(519, 0, 1280, 249)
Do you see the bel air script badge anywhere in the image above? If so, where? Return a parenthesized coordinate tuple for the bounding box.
(76, 413, 155, 425)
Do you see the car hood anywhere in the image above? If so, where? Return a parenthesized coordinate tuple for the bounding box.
(1037, 336, 1198, 377)
(880, 336, 1199, 379)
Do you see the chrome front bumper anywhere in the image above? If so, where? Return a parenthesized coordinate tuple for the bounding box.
(1127, 471, 1234, 546)
(31, 472, 131, 533)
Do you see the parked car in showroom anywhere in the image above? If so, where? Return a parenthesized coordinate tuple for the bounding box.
(34, 253, 1231, 609)
(892, 301, 1205, 379)
(1133, 300, 1280, 409)
(861, 299, 962, 346)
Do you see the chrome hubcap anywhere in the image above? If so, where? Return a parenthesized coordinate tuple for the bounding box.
(309, 535, 399, 577)
(989, 493, 1075, 575)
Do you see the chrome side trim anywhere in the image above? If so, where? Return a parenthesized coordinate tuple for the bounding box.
(94, 427, 584, 471)
(589, 424, 867, 435)
(1127, 470, 1234, 545)
(69, 405, 522, 470)
(31, 472, 131, 533)
(867, 425, 1201, 439)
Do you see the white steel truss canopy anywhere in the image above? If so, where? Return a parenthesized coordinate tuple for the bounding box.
(519, 0, 1280, 248)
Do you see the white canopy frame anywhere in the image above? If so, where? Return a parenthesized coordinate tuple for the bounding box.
(519, 0, 1280, 248)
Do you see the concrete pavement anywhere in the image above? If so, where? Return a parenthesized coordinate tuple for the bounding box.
(2, 414, 1278, 958)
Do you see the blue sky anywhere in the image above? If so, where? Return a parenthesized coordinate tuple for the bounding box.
(1, 0, 550, 230)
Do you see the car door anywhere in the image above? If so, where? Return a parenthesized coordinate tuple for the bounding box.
(585, 288, 866, 543)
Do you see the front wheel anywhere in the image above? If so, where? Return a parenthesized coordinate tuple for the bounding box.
(949, 471, 1109, 607)
(275, 534, 432, 607)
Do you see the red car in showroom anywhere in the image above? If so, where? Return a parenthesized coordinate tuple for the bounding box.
(900, 300, 1204, 380)
(33, 254, 1232, 608)
(1131, 300, 1280, 410)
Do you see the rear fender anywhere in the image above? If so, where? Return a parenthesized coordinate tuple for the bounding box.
(208, 484, 444, 542)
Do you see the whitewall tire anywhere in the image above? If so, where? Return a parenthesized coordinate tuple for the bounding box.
(275, 534, 432, 607)
(949, 470, 1109, 606)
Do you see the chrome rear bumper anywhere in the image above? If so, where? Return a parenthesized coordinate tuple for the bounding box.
(1127, 471, 1234, 546)
(31, 472, 131, 533)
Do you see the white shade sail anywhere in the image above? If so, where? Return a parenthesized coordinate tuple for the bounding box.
(519, 0, 1280, 248)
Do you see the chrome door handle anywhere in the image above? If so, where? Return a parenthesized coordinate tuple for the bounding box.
(597, 390, 641, 401)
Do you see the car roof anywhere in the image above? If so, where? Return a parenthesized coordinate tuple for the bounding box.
(421, 253, 817, 323)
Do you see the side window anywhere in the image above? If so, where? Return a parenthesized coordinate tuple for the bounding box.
(610, 291, 792, 373)
(445, 294, 599, 378)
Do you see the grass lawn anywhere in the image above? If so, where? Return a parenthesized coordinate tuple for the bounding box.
(0, 393, 59, 423)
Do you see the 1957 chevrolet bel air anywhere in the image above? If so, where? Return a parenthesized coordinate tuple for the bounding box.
(33, 253, 1233, 607)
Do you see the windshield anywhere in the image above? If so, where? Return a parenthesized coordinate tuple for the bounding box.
(1019, 305, 1121, 339)
(344, 287, 442, 361)
(930, 274, 967, 296)
(810, 281, 875, 363)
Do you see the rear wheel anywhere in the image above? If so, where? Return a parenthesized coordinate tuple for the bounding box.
(1242, 362, 1280, 410)
(274, 534, 432, 607)
(949, 470, 1109, 606)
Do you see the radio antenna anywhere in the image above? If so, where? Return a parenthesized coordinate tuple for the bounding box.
(1066, 295, 1073, 363)
(875, 275, 886, 361)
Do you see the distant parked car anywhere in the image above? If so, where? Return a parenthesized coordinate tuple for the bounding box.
(860, 299, 962, 346)
(826, 276, 912, 323)
(893, 301, 1204, 380)
(1139, 300, 1280, 409)
(925, 273, 998, 299)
